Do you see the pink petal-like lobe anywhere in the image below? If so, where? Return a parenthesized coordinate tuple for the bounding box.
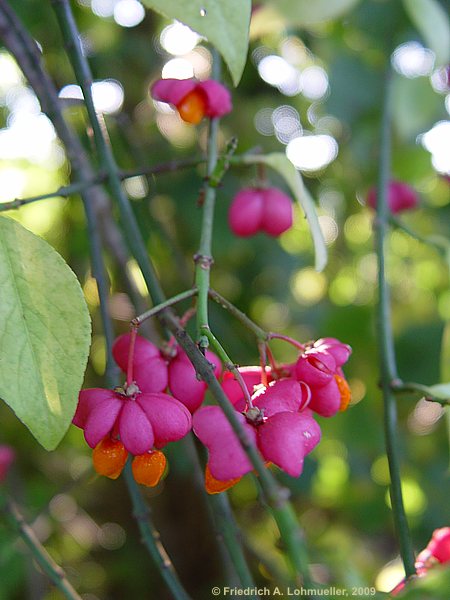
(221, 366, 268, 411)
(84, 396, 123, 449)
(73, 388, 115, 428)
(168, 350, 221, 412)
(257, 412, 306, 477)
(260, 187, 293, 237)
(308, 378, 341, 417)
(150, 78, 196, 106)
(252, 379, 310, 417)
(314, 337, 352, 367)
(295, 349, 336, 387)
(119, 401, 154, 455)
(134, 357, 169, 394)
(197, 80, 232, 117)
(296, 409, 321, 454)
(137, 392, 192, 448)
(168, 354, 206, 412)
(228, 188, 264, 237)
(367, 180, 418, 214)
(112, 333, 160, 371)
(426, 527, 450, 563)
(193, 406, 256, 481)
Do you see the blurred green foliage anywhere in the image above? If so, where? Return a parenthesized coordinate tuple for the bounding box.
(1, 0, 450, 598)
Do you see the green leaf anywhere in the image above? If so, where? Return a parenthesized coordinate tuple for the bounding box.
(0, 217, 91, 450)
(270, 0, 361, 26)
(240, 153, 327, 271)
(403, 0, 450, 66)
(142, 0, 251, 86)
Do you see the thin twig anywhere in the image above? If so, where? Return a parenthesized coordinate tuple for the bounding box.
(51, 0, 166, 308)
(47, 3, 196, 597)
(0, 179, 97, 211)
(0, 0, 118, 383)
(373, 68, 416, 576)
(390, 216, 449, 257)
(0, 159, 206, 212)
(122, 462, 192, 600)
(49, 0, 313, 587)
(118, 157, 203, 180)
(266, 333, 306, 352)
(190, 50, 312, 586)
(194, 439, 257, 592)
(208, 288, 267, 340)
(0, 0, 148, 340)
(198, 326, 312, 586)
(133, 288, 198, 326)
(4, 499, 82, 600)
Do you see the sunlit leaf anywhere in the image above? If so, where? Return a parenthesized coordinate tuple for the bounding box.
(240, 153, 327, 271)
(0, 217, 91, 450)
(403, 0, 450, 65)
(270, 0, 361, 26)
(418, 383, 450, 402)
(142, 0, 251, 86)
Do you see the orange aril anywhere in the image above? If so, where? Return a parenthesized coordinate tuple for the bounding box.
(92, 437, 128, 479)
(132, 451, 166, 487)
(177, 89, 207, 124)
(205, 464, 241, 494)
(335, 374, 352, 411)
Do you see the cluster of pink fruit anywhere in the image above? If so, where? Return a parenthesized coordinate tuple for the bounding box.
(367, 180, 418, 213)
(228, 187, 293, 238)
(73, 333, 352, 492)
(151, 77, 419, 245)
(151, 77, 294, 240)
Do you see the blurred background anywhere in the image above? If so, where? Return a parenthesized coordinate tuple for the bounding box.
(0, 0, 449, 598)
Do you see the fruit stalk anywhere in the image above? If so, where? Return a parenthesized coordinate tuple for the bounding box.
(191, 50, 313, 587)
(194, 80, 220, 346)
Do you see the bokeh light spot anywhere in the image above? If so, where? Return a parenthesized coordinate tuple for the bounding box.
(160, 21, 201, 55)
(286, 134, 338, 172)
(114, 0, 145, 28)
(392, 41, 435, 78)
(291, 267, 327, 306)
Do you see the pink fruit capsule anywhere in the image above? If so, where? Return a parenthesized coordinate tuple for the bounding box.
(112, 333, 168, 394)
(367, 180, 418, 214)
(295, 349, 336, 388)
(228, 188, 264, 237)
(168, 350, 222, 413)
(308, 377, 341, 417)
(260, 187, 293, 236)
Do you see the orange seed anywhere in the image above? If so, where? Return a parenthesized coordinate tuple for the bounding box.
(335, 374, 352, 411)
(132, 451, 167, 487)
(92, 437, 128, 480)
(177, 89, 207, 124)
(205, 464, 241, 494)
